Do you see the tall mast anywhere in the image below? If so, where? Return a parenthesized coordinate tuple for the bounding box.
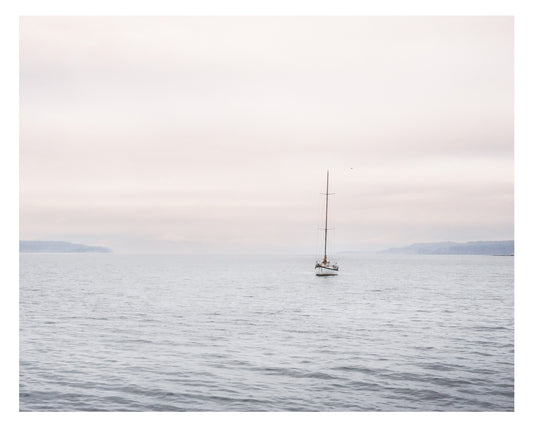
(323, 170, 329, 262)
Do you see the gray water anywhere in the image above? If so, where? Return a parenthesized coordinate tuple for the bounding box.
(19, 253, 514, 411)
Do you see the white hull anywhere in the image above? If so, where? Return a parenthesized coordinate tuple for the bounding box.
(315, 264, 339, 276)
(316, 268, 338, 276)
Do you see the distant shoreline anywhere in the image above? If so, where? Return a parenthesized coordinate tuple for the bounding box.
(19, 241, 112, 253)
(380, 240, 514, 256)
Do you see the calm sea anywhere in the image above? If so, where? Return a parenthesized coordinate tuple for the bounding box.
(19, 253, 514, 411)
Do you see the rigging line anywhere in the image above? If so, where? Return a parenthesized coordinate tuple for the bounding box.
(328, 179, 337, 261)
(323, 169, 329, 262)
(315, 191, 322, 260)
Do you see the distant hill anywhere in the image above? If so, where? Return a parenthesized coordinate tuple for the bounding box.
(20, 241, 112, 253)
(381, 240, 514, 255)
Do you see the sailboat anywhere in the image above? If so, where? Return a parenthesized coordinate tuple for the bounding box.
(315, 170, 339, 276)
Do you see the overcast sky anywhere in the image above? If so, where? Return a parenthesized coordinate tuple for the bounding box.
(19, 16, 513, 253)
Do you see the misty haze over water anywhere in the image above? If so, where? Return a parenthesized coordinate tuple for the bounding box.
(18, 16, 515, 413)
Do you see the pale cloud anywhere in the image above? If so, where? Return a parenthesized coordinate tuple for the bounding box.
(20, 17, 513, 253)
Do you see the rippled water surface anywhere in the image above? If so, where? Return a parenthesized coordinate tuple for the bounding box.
(19, 253, 514, 411)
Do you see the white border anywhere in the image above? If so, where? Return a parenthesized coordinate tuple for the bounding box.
(5, 2, 531, 426)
